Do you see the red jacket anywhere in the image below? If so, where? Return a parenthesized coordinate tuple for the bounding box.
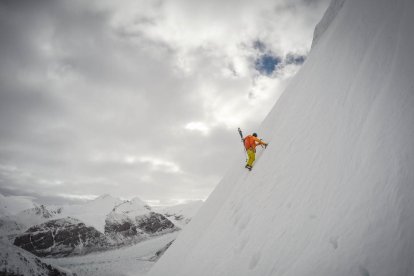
(244, 135, 265, 150)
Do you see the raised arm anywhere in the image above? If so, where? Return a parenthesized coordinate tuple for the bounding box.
(253, 137, 267, 146)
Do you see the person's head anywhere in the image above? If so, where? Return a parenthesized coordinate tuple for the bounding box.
(252, 133, 257, 137)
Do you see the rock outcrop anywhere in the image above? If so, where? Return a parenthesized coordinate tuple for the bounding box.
(13, 217, 110, 257)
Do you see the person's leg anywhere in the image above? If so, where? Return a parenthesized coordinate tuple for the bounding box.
(247, 149, 255, 167)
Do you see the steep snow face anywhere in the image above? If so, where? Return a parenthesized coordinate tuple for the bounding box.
(311, 0, 346, 48)
(149, 0, 414, 275)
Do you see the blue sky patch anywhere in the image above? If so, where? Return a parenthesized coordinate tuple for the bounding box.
(255, 54, 282, 76)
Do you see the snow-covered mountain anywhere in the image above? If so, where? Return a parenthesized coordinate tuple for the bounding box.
(0, 239, 74, 275)
(0, 193, 202, 264)
(148, 0, 414, 275)
(0, 204, 63, 240)
(104, 198, 177, 244)
(60, 194, 124, 232)
(15, 204, 62, 225)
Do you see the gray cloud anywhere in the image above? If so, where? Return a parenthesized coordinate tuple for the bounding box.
(0, 0, 329, 205)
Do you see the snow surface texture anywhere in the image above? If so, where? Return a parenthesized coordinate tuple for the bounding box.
(148, 0, 414, 275)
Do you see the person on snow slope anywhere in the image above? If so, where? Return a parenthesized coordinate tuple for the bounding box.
(244, 133, 267, 170)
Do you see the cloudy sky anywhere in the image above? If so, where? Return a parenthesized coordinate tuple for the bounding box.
(0, 0, 329, 206)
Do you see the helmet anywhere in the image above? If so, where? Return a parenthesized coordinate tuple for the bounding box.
(252, 133, 257, 137)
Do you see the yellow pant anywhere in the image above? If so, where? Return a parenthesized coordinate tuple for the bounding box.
(246, 149, 256, 167)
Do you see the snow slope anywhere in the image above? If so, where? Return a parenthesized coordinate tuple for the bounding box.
(311, 0, 346, 48)
(148, 0, 414, 275)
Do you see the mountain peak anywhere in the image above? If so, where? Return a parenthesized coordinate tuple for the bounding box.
(112, 197, 151, 215)
(20, 204, 53, 219)
(89, 194, 123, 206)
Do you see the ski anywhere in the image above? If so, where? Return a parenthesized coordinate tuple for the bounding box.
(238, 127, 248, 162)
(238, 128, 247, 153)
(237, 127, 244, 142)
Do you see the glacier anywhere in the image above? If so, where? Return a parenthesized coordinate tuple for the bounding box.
(148, 0, 414, 275)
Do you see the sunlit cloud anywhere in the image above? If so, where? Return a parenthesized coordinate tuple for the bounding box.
(124, 155, 137, 164)
(185, 122, 210, 135)
(57, 193, 100, 201)
(138, 156, 181, 174)
(122, 155, 181, 173)
(146, 198, 205, 207)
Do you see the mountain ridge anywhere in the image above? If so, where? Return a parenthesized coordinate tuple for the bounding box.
(0, 193, 202, 258)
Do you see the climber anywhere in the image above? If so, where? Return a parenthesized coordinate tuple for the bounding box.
(244, 133, 268, 171)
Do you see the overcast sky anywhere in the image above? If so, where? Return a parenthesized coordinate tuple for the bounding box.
(0, 0, 329, 206)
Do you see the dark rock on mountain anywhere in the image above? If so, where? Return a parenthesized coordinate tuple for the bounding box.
(105, 209, 177, 243)
(104, 220, 139, 239)
(137, 212, 176, 234)
(13, 217, 110, 257)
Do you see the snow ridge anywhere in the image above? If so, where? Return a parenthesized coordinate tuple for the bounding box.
(311, 0, 347, 48)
